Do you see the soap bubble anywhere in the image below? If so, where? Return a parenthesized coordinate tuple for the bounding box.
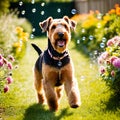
(80, 76, 85, 81)
(32, 28, 36, 32)
(41, 2, 45, 7)
(97, 23, 101, 28)
(100, 42, 105, 48)
(81, 29, 85, 33)
(71, 9, 77, 15)
(82, 36, 86, 41)
(21, 10, 25, 15)
(41, 11, 45, 15)
(77, 39, 80, 44)
(89, 35, 94, 40)
(19, 1, 23, 6)
(102, 37, 107, 42)
(57, 8, 61, 13)
(31, 0, 35, 4)
(30, 34, 34, 39)
(32, 8, 36, 13)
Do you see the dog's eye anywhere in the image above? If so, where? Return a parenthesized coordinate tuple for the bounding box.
(52, 25, 56, 29)
(64, 24, 67, 29)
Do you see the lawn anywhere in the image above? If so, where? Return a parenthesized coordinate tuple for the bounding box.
(0, 37, 120, 120)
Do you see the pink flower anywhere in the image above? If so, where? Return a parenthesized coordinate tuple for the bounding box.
(6, 76, 13, 84)
(107, 39, 114, 46)
(112, 58, 120, 68)
(110, 56, 118, 64)
(3, 58, 7, 64)
(100, 66, 105, 74)
(7, 62, 13, 70)
(8, 55, 15, 62)
(111, 70, 115, 77)
(0, 54, 2, 59)
(4, 85, 9, 93)
(98, 57, 104, 64)
(0, 59, 4, 67)
(101, 52, 109, 60)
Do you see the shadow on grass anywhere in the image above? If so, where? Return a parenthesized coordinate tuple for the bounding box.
(23, 104, 73, 120)
(105, 93, 120, 111)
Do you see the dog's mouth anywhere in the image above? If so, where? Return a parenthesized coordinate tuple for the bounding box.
(56, 39, 66, 47)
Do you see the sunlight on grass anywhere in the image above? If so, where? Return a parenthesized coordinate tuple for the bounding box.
(0, 37, 120, 120)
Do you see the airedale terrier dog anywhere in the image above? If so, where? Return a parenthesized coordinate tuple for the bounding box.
(32, 16, 81, 111)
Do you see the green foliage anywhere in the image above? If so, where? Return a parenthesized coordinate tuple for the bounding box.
(72, 5, 120, 55)
(0, 12, 32, 59)
(98, 36, 120, 94)
(0, 0, 10, 16)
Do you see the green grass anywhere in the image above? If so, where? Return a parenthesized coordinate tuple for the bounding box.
(0, 37, 120, 120)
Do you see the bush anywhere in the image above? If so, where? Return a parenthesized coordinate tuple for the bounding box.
(98, 36, 120, 94)
(0, 12, 32, 58)
(71, 4, 120, 55)
(0, 0, 10, 16)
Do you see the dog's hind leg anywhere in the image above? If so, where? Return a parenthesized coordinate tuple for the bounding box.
(34, 68, 45, 104)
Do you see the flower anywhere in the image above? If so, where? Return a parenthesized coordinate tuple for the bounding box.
(6, 76, 13, 84)
(4, 85, 9, 93)
(0, 59, 4, 67)
(111, 70, 115, 77)
(112, 58, 120, 68)
(98, 36, 120, 94)
(107, 39, 114, 46)
(7, 62, 13, 70)
(99, 66, 105, 74)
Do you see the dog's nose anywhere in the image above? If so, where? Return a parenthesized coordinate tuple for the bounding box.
(58, 32, 64, 38)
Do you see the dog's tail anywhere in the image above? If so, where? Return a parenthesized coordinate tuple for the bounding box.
(31, 43, 42, 56)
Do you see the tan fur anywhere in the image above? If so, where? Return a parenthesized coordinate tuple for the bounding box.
(33, 16, 81, 111)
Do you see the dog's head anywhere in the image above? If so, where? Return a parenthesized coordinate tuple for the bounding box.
(39, 16, 76, 53)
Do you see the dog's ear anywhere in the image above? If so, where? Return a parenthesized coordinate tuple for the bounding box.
(63, 16, 76, 31)
(39, 17, 53, 32)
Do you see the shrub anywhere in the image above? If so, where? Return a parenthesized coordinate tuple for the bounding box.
(71, 4, 120, 55)
(98, 36, 120, 94)
(0, 12, 31, 58)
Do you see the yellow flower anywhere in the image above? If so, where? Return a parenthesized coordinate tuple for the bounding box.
(108, 9, 115, 14)
(15, 26, 23, 34)
(103, 15, 110, 22)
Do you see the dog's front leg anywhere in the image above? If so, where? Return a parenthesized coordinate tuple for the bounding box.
(64, 77, 81, 108)
(44, 81, 58, 111)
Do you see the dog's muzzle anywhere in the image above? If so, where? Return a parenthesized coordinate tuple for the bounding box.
(56, 32, 66, 47)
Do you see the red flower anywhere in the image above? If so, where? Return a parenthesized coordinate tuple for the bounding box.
(4, 85, 9, 93)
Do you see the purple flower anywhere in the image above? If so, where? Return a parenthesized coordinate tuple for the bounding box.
(6, 76, 13, 84)
(4, 85, 9, 93)
(100, 66, 105, 74)
(112, 58, 120, 68)
(110, 56, 118, 64)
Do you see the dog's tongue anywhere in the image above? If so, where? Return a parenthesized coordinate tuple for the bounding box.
(57, 40, 65, 47)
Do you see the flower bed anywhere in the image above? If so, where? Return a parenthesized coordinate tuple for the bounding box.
(98, 36, 120, 94)
(71, 4, 120, 55)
